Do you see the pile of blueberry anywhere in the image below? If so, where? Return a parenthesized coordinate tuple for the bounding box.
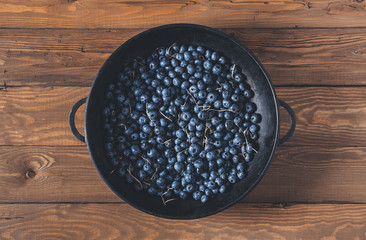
(103, 44, 261, 204)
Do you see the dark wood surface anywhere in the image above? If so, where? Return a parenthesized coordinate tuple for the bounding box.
(1, 1, 366, 239)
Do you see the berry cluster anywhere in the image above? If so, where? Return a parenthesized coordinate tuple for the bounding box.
(103, 44, 261, 204)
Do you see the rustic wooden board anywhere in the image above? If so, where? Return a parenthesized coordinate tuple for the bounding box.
(1, 28, 366, 86)
(1, 203, 366, 239)
(1, 0, 366, 29)
(0, 86, 365, 147)
(1, 145, 365, 203)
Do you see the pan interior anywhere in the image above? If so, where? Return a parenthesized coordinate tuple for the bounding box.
(85, 24, 279, 219)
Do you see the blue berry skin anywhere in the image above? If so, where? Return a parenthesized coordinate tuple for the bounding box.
(212, 64, 222, 75)
(244, 89, 254, 99)
(147, 148, 158, 158)
(186, 184, 195, 193)
(181, 81, 190, 90)
(211, 52, 219, 61)
(231, 94, 239, 102)
(206, 151, 216, 161)
(205, 188, 213, 197)
(174, 162, 184, 173)
(203, 60, 213, 70)
(188, 144, 200, 156)
(201, 195, 208, 203)
(179, 191, 188, 200)
(249, 124, 259, 133)
(218, 56, 227, 65)
(147, 187, 157, 195)
(228, 174, 238, 184)
(193, 159, 204, 169)
(193, 191, 203, 200)
(245, 102, 256, 113)
(213, 100, 222, 109)
(250, 113, 261, 123)
(202, 73, 213, 84)
(186, 63, 195, 75)
(237, 171, 245, 180)
(244, 153, 253, 162)
(172, 180, 181, 190)
(176, 129, 186, 139)
(251, 133, 259, 140)
(219, 185, 227, 194)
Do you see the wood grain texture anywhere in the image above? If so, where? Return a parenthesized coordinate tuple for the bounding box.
(0, 86, 365, 147)
(1, 28, 366, 86)
(277, 87, 366, 147)
(1, 145, 366, 203)
(1, 203, 366, 240)
(1, 0, 366, 28)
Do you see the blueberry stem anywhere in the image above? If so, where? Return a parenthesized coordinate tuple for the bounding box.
(166, 43, 177, 56)
(117, 123, 127, 130)
(159, 109, 173, 122)
(161, 139, 172, 145)
(185, 88, 198, 106)
(141, 155, 151, 165)
(184, 125, 190, 142)
(163, 198, 176, 205)
(178, 148, 189, 154)
(147, 168, 158, 181)
(161, 188, 173, 205)
(127, 164, 142, 188)
(182, 95, 189, 107)
(231, 64, 236, 79)
(216, 81, 223, 91)
(145, 103, 156, 126)
(127, 103, 132, 118)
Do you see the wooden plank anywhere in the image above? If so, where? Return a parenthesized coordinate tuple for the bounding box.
(1, 145, 365, 203)
(0, 86, 365, 147)
(1, 0, 366, 28)
(1, 28, 366, 86)
(277, 87, 366, 147)
(1, 203, 366, 239)
(0, 86, 89, 146)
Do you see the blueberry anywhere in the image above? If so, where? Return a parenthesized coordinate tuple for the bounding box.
(228, 174, 237, 183)
(244, 153, 253, 162)
(193, 191, 203, 200)
(172, 161, 184, 173)
(245, 102, 256, 113)
(203, 73, 213, 84)
(206, 151, 216, 161)
(181, 81, 190, 90)
(147, 148, 158, 158)
(237, 171, 245, 180)
(244, 89, 254, 99)
(142, 124, 153, 134)
(219, 185, 227, 194)
(193, 159, 204, 169)
(212, 64, 222, 75)
(201, 195, 208, 203)
(186, 184, 195, 193)
(188, 144, 200, 156)
(250, 113, 261, 123)
(249, 124, 258, 133)
(203, 60, 213, 70)
(172, 180, 181, 190)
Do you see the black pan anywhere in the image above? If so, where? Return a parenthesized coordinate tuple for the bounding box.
(69, 24, 296, 219)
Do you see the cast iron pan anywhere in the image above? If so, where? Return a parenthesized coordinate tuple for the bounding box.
(69, 24, 296, 219)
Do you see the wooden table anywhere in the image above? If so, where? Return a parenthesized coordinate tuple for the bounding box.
(1, 1, 366, 239)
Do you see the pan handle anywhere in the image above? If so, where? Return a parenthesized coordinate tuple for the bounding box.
(69, 97, 87, 143)
(278, 99, 296, 144)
